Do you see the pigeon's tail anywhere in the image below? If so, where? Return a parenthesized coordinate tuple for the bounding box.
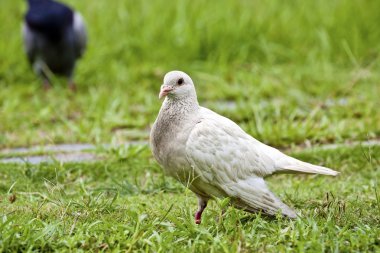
(230, 178, 297, 219)
(278, 158, 339, 176)
(259, 143, 339, 176)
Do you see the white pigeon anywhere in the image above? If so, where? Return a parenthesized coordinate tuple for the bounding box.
(150, 70, 339, 224)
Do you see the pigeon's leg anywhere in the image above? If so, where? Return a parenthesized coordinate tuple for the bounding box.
(195, 197, 208, 224)
(37, 62, 52, 90)
(68, 80, 77, 92)
(42, 79, 51, 90)
(39, 69, 51, 90)
(67, 69, 77, 91)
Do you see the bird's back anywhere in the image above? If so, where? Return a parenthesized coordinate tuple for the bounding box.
(25, 0, 74, 42)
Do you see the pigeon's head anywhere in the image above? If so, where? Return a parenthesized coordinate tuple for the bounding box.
(159, 71, 195, 99)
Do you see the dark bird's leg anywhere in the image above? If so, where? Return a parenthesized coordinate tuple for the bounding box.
(68, 80, 77, 92)
(67, 70, 77, 91)
(37, 64, 52, 90)
(67, 69, 77, 91)
(195, 197, 208, 224)
(42, 79, 51, 90)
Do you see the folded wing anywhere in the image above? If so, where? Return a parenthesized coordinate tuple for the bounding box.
(185, 107, 337, 217)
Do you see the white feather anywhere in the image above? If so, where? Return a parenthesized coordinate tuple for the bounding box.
(150, 70, 339, 220)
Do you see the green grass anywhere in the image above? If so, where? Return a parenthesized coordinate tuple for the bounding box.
(1, 146, 379, 252)
(0, 0, 379, 251)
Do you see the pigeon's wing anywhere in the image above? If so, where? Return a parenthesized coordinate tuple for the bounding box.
(186, 107, 278, 178)
(185, 107, 297, 217)
(188, 107, 338, 177)
(72, 12, 87, 58)
(22, 23, 37, 64)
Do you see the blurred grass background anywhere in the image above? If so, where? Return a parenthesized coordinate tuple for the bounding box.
(0, 0, 379, 148)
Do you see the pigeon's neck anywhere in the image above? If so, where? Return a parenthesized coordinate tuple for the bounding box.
(162, 95, 199, 120)
(155, 95, 200, 143)
(151, 95, 199, 167)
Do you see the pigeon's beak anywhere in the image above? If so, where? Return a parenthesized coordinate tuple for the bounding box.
(159, 85, 173, 99)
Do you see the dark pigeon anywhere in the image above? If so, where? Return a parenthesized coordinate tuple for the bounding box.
(23, 0, 87, 90)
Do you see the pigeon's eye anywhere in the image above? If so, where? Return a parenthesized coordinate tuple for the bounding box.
(177, 78, 184, 85)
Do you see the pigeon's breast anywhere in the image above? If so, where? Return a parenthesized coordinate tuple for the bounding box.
(150, 109, 199, 180)
(151, 122, 192, 176)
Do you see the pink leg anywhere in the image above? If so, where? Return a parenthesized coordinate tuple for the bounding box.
(195, 197, 208, 224)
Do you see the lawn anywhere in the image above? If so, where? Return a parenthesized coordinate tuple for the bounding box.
(0, 0, 379, 252)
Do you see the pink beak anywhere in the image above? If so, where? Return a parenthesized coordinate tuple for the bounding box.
(159, 85, 173, 99)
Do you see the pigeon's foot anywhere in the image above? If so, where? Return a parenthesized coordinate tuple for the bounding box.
(195, 197, 208, 224)
(42, 80, 51, 91)
(68, 82, 77, 92)
(195, 211, 202, 224)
